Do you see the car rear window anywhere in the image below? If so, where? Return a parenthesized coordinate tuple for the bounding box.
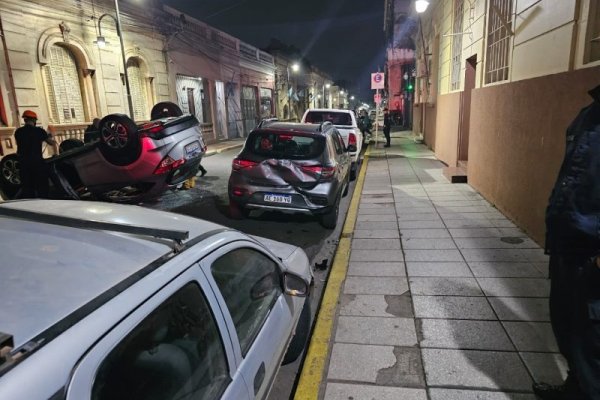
(304, 111, 352, 126)
(247, 131, 325, 160)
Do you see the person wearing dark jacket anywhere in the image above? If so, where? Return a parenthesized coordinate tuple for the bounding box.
(534, 84, 600, 400)
(14, 110, 58, 198)
(383, 108, 391, 147)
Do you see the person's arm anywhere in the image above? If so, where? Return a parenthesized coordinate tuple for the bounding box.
(45, 133, 59, 155)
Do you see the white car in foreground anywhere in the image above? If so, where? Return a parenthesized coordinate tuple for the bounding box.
(301, 108, 363, 179)
(0, 200, 312, 400)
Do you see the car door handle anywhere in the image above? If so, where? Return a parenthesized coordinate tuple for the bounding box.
(254, 362, 266, 396)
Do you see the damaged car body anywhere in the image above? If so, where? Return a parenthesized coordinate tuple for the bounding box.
(228, 121, 354, 229)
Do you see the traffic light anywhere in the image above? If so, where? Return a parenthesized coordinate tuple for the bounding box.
(407, 83, 414, 91)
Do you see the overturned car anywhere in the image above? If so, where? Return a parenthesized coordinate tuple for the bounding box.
(0, 102, 206, 203)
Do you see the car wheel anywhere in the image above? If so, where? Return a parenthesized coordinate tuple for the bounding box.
(151, 101, 183, 120)
(320, 194, 340, 229)
(98, 114, 141, 166)
(96, 183, 159, 204)
(0, 154, 21, 199)
(229, 200, 250, 219)
(282, 300, 311, 365)
(59, 138, 84, 154)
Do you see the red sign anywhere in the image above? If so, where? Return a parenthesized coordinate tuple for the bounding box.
(374, 93, 382, 104)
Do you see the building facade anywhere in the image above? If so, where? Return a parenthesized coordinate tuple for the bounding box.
(408, 0, 600, 244)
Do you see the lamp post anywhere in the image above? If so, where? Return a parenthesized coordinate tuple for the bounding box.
(286, 62, 299, 120)
(323, 83, 331, 108)
(96, 0, 134, 118)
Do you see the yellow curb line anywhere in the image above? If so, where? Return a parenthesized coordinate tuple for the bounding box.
(294, 146, 371, 400)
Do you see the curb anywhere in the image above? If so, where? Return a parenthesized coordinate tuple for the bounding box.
(204, 142, 244, 157)
(293, 146, 371, 400)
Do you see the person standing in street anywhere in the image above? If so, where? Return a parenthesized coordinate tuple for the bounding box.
(14, 110, 58, 198)
(383, 108, 391, 147)
(534, 84, 600, 400)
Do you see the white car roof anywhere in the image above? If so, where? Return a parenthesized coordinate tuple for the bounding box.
(0, 200, 225, 348)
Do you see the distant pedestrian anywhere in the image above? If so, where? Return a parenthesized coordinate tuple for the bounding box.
(383, 108, 391, 148)
(14, 110, 58, 198)
(359, 110, 372, 140)
(534, 84, 600, 400)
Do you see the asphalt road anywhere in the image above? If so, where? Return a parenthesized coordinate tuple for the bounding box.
(146, 147, 360, 399)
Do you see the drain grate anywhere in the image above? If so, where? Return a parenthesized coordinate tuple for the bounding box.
(500, 237, 524, 244)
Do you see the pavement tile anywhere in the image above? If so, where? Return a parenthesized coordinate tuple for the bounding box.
(358, 207, 397, 215)
(396, 206, 437, 214)
(398, 220, 447, 229)
(438, 212, 493, 220)
(488, 297, 550, 321)
(402, 238, 457, 250)
(520, 352, 568, 386)
(468, 262, 546, 278)
(352, 238, 402, 250)
(429, 389, 536, 400)
(413, 296, 497, 319)
(444, 219, 499, 228)
(353, 229, 400, 239)
(434, 200, 493, 208)
(443, 205, 496, 213)
(361, 196, 395, 204)
(324, 383, 427, 400)
(375, 346, 426, 387)
(409, 277, 483, 296)
(359, 202, 397, 209)
(344, 276, 409, 295)
(350, 249, 404, 262)
(339, 294, 414, 318)
(454, 237, 540, 249)
(421, 348, 532, 390)
(400, 229, 451, 239)
(356, 221, 399, 230)
(477, 278, 550, 297)
(335, 316, 418, 346)
(404, 249, 463, 262)
(449, 227, 528, 238)
(327, 343, 396, 383)
(348, 262, 406, 277)
(502, 322, 558, 352)
(362, 189, 393, 195)
(406, 262, 472, 277)
(358, 214, 402, 222)
(460, 248, 549, 263)
(397, 213, 442, 221)
(418, 319, 514, 350)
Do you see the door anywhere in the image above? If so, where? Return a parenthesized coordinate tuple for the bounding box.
(458, 55, 476, 163)
(241, 86, 258, 136)
(66, 267, 250, 400)
(200, 243, 295, 399)
(215, 81, 227, 140)
(187, 88, 197, 116)
(226, 83, 241, 138)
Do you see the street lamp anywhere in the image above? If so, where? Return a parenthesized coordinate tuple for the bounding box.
(415, 0, 429, 13)
(286, 62, 300, 120)
(323, 83, 331, 107)
(96, 0, 134, 118)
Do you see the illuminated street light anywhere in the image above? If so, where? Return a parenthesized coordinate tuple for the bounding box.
(415, 0, 429, 13)
(96, 0, 134, 118)
(291, 63, 300, 72)
(350, 96, 355, 100)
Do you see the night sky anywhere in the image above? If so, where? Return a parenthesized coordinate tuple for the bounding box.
(162, 0, 387, 102)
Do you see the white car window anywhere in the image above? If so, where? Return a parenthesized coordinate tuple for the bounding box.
(91, 282, 230, 400)
(210, 248, 282, 357)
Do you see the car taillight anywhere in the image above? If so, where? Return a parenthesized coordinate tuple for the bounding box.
(140, 121, 164, 138)
(232, 158, 257, 171)
(154, 156, 184, 175)
(301, 165, 335, 179)
(349, 132, 357, 146)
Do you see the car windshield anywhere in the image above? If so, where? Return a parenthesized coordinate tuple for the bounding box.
(304, 112, 352, 126)
(247, 131, 325, 160)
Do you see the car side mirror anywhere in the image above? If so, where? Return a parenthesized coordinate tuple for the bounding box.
(283, 272, 309, 297)
(346, 144, 357, 153)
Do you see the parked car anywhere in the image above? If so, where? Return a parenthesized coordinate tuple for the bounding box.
(0, 102, 205, 203)
(0, 200, 312, 400)
(301, 108, 363, 180)
(228, 121, 353, 229)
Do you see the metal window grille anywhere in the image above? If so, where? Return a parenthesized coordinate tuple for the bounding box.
(485, 0, 513, 84)
(585, 0, 600, 63)
(44, 45, 85, 124)
(451, 0, 464, 91)
(126, 58, 149, 122)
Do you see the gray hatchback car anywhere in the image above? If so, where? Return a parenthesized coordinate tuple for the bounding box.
(0, 200, 312, 400)
(228, 121, 354, 229)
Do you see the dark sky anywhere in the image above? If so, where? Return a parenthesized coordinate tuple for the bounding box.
(162, 0, 387, 101)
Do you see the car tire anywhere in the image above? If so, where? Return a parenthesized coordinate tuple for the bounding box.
(151, 101, 183, 120)
(229, 200, 250, 219)
(59, 138, 84, 154)
(98, 114, 141, 166)
(282, 300, 311, 365)
(320, 194, 340, 229)
(0, 154, 21, 199)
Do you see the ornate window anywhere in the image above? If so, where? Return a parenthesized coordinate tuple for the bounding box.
(485, 0, 513, 84)
(584, 0, 600, 63)
(126, 57, 150, 122)
(43, 44, 85, 124)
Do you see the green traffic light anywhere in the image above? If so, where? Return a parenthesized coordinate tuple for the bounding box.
(407, 84, 413, 91)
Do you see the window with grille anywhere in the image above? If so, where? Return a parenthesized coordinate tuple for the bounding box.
(43, 45, 85, 124)
(451, 0, 464, 91)
(585, 0, 600, 63)
(485, 0, 513, 84)
(127, 58, 149, 122)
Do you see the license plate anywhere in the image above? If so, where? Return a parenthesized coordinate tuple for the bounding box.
(185, 141, 201, 158)
(264, 194, 292, 204)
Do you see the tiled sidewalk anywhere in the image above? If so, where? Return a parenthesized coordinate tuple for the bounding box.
(321, 132, 565, 400)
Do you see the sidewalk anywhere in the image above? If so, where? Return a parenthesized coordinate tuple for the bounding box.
(204, 138, 245, 157)
(297, 130, 564, 400)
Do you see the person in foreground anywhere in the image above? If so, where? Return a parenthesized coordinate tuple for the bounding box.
(535, 84, 600, 400)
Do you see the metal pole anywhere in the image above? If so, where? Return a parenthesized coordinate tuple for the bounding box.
(115, 0, 134, 119)
(287, 66, 290, 120)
